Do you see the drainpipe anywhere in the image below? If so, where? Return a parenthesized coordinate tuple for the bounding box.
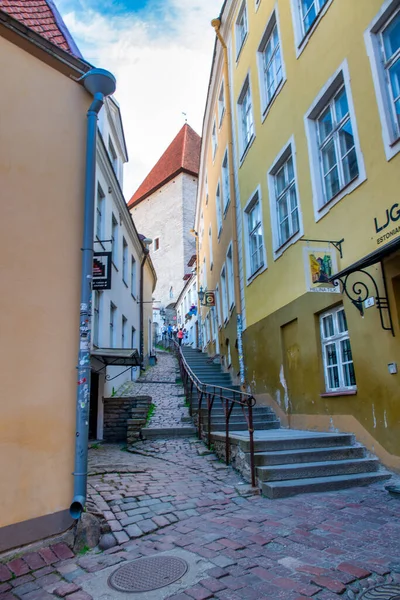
(70, 69, 116, 520)
(211, 18, 245, 386)
(139, 251, 149, 366)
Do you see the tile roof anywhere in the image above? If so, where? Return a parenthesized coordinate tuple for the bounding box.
(0, 0, 81, 56)
(128, 124, 201, 208)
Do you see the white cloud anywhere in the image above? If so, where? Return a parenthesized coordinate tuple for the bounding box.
(60, 1, 218, 200)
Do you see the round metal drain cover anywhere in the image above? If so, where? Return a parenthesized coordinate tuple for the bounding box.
(359, 583, 400, 599)
(108, 556, 189, 593)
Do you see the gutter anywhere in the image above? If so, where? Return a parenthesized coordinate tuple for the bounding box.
(211, 18, 246, 386)
(139, 248, 150, 367)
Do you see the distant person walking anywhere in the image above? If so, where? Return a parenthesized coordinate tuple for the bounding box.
(167, 324, 173, 339)
(177, 328, 184, 346)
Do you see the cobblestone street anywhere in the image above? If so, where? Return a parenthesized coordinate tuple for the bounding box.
(1, 354, 400, 600)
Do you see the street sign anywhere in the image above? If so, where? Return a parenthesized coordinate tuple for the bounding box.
(93, 252, 112, 290)
(204, 291, 216, 306)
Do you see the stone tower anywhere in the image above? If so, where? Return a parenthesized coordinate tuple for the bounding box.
(128, 124, 200, 331)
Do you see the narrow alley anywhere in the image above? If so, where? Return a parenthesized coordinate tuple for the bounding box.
(1, 353, 400, 600)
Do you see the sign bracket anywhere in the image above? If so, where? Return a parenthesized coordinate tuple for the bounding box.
(301, 238, 344, 259)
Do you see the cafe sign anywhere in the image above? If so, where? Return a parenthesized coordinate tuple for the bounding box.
(374, 203, 400, 246)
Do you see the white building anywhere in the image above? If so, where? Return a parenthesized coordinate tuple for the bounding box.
(90, 97, 156, 440)
(175, 269, 198, 348)
(127, 124, 200, 341)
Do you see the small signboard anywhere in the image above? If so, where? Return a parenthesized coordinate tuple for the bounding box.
(93, 252, 112, 290)
(204, 291, 216, 306)
(303, 247, 340, 294)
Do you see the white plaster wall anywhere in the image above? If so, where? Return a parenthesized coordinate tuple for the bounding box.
(130, 172, 197, 314)
(176, 277, 198, 348)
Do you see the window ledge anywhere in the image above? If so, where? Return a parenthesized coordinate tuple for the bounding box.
(223, 200, 231, 217)
(239, 134, 256, 166)
(261, 78, 286, 123)
(274, 229, 302, 260)
(315, 172, 367, 222)
(320, 390, 357, 398)
(95, 236, 106, 251)
(236, 33, 248, 64)
(112, 262, 119, 272)
(131, 293, 137, 301)
(123, 280, 128, 288)
(246, 263, 267, 285)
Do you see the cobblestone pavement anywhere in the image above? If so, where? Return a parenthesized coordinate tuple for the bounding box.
(116, 351, 190, 429)
(2, 439, 400, 600)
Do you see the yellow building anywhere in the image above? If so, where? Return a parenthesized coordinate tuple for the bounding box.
(198, 0, 400, 469)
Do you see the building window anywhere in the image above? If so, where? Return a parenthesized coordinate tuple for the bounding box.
(220, 266, 228, 322)
(169, 286, 174, 299)
(222, 151, 230, 213)
(93, 291, 101, 347)
(131, 256, 137, 297)
(122, 238, 128, 284)
(219, 82, 225, 125)
(305, 63, 365, 220)
(154, 237, 160, 252)
(258, 12, 284, 114)
(365, 5, 400, 160)
(300, 0, 329, 35)
(212, 120, 217, 159)
(227, 340, 232, 368)
(320, 306, 356, 392)
(237, 76, 254, 158)
(131, 326, 136, 348)
(215, 284, 222, 327)
(274, 153, 299, 246)
(316, 86, 359, 204)
(110, 302, 117, 348)
(226, 245, 235, 310)
(209, 225, 213, 270)
(236, 1, 248, 58)
(205, 173, 209, 205)
(108, 137, 118, 174)
(122, 315, 127, 348)
(96, 185, 105, 241)
(216, 182, 223, 236)
(111, 214, 118, 266)
(244, 191, 265, 277)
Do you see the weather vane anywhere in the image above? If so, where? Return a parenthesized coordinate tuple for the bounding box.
(182, 112, 187, 123)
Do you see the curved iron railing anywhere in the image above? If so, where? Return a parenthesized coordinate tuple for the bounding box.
(173, 342, 257, 487)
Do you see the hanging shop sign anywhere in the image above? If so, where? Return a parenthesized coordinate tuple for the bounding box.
(204, 291, 216, 306)
(303, 246, 340, 294)
(93, 252, 112, 290)
(374, 203, 400, 247)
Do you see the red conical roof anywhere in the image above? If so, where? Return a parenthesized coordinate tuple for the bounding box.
(128, 124, 201, 209)
(0, 0, 82, 56)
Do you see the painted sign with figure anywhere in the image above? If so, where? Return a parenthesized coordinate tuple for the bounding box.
(303, 247, 340, 294)
(93, 252, 112, 290)
(204, 291, 216, 306)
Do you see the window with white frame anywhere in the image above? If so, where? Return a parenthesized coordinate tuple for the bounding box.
(108, 137, 118, 174)
(96, 185, 105, 241)
(320, 305, 356, 392)
(216, 183, 223, 236)
(205, 173, 209, 205)
(202, 257, 207, 290)
(215, 284, 222, 327)
(131, 256, 137, 297)
(316, 84, 359, 204)
(366, 5, 400, 157)
(219, 82, 226, 125)
(110, 302, 117, 348)
(122, 315, 127, 348)
(244, 192, 265, 276)
(258, 12, 284, 113)
(111, 214, 118, 266)
(272, 151, 300, 247)
(227, 340, 232, 367)
(300, 0, 330, 36)
(206, 314, 211, 342)
(212, 120, 217, 159)
(237, 77, 254, 157)
(209, 225, 213, 270)
(93, 291, 101, 347)
(236, 1, 248, 58)
(305, 65, 365, 216)
(122, 237, 128, 284)
(222, 151, 230, 213)
(226, 245, 235, 310)
(220, 266, 228, 322)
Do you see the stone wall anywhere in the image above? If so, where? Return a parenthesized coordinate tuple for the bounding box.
(103, 396, 152, 443)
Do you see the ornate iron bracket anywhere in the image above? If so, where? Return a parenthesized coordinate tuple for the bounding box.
(332, 263, 394, 336)
(94, 363, 138, 381)
(301, 238, 344, 259)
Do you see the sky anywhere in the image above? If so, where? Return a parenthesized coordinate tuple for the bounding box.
(57, 0, 219, 200)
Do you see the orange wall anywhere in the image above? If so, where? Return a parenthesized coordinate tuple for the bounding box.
(0, 35, 90, 528)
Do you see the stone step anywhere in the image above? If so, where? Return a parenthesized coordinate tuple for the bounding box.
(200, 407, 275, 416)
(239, 433, 356, 453)
(201, 415, 278, 425)
(252, 445, 366, 466)
(141, 427, 197, 439)
(256, 457, 380, 482)
(261, 471, 391, 499)
(209, 421, 280, 432)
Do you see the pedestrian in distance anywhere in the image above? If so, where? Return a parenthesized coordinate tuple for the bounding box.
(177, 327, 184, 346)
(167, 323, 173, 339)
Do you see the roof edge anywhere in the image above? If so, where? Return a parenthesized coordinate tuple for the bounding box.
(128, 166, 199, 209)
(46, 0, 83, 58)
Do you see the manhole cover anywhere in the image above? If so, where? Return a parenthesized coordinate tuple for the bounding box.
(108, 556, 189, 592)
(359, 583, 400, 599)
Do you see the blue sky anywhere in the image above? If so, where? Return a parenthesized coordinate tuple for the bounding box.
(57, 0, 217, 198)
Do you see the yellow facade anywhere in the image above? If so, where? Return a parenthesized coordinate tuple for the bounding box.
(199, 0, 400, 466)
(0, 26, 92, 550)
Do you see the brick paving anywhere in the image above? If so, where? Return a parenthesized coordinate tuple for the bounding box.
(1, 352, 400, 599)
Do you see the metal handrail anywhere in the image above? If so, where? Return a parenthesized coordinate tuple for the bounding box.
(173, 341, 257, 487)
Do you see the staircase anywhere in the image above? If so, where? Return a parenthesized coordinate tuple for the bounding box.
(181, 346, 391, 498)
